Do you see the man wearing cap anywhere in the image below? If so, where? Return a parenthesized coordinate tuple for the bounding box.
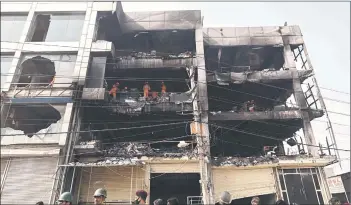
(134, 190, 148, 204)
(94, 188, 107, 205)
(57, 192, 73, 205)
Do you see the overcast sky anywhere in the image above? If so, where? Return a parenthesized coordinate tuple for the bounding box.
(123, 2, 350, 173)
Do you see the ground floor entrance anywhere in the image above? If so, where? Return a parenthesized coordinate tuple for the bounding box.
(150, 173, 201, 204)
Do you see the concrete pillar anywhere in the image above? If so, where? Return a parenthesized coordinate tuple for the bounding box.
(283, 40, 318, 156)
(195, 27, 215, 204)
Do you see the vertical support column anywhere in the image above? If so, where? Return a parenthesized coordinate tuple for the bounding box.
(194, 26, 215, 204)
(283, 38, 318, 156)
(73, 2, 94, 85)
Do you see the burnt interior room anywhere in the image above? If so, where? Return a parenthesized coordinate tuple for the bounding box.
(209, 119, 302, 157)
(1, 104, 61, 137)
(80, 107, 194, 151)
(113, 30, 196, 57)
(105, 65, 190, 94)
(204, 46, 284, 72)
(15, 56, 56, 87)
(207, 80, 293, 111)
(231, 194, 276, 205)
(150, 173, 201, 205)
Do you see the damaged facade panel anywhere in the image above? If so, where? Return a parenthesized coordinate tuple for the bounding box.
(203, 26, 304, 47)
(209, 109, 323, 121)
(207, 69, 313, 84)
(121, 10, 201, 32)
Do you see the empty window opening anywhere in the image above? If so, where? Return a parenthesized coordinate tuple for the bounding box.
(30, 14, 84, 42)
(205, 46, 284, 72)
(150, 173, 200, 205)
(231, 194, 276, 205)
(79, 108, 194, 157)
(210, 120, 301, 157)
(207, 80, 294, 112)
(1, 14, 27, 42)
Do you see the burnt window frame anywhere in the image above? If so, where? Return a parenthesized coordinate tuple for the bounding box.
(277, 168, 326, 205)
(11, 53, 78, 88)
(26, 12, 85, 42)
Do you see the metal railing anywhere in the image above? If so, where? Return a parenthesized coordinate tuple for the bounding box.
(187, 196, 203, 205)
(7, 82, 74, 98)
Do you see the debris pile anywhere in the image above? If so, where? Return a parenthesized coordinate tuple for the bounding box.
(69, 157, 145, 166)
(102, 142, 196, 158)
(212, 156, 279, 167)
(117, 51, 195, 60)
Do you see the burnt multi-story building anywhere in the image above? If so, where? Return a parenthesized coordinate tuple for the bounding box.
(1, 1, 340, 205)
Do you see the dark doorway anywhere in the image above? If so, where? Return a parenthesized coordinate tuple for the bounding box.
(150, 173, 201, 204)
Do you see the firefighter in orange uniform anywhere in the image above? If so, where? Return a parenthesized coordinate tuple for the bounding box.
(161, 81, 166, 96)
(109, 82, 119, 101)
(143, 82, 150, 99)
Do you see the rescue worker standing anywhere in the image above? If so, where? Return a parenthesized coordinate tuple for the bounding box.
(93, 188, 107, 205)
(109, 82, 119, 102)
(161, 81, 167, 96)
(143, 82, 150, 99)
(57, 192, 73, 205)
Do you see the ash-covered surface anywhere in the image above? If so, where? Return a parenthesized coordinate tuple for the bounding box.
(212, 154, 333, 167)
(69, 157, 145, 166)
(212, 156, 279, 167)
(103, 142, 196, 158)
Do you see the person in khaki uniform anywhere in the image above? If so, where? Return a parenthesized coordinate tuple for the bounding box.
(94, 188, 107, 205)
(143, 82, 151, 99)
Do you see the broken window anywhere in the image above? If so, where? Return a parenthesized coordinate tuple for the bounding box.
(1, 55, 13, 89)
(13, 54, 77, 88)
(29, 14, 84, 42)
(1, 104, 65, 139)
(1, 14, 27, 42)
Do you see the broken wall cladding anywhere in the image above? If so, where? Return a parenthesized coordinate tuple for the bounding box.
(203, 26, 303, 46)
(120, 10, 201, 32)
(207, 69, 314, 84)
(209, 109, 323, 121)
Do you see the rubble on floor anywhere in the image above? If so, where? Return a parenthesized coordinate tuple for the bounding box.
(116, 51, 195, 60)
(212, 156, 279, 167)
(103, 142, 196, 158)
(69, 157, 145, 166)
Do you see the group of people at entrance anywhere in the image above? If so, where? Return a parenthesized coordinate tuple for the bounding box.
(109, 81, 167, 102)
(36, 189, 349, 205)
(47, 188, 179, 205)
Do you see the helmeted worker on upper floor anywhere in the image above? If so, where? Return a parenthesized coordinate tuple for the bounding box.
(143, 82, 150, 99)
(161, 81, 167, 96)
(109, 82, 119, 102)
(134, 190, 148, 204)
(93, 188, 107, 205)
(57, 192, 73, 205)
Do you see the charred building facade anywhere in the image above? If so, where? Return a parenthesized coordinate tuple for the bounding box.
(0, 2, 338, 205)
